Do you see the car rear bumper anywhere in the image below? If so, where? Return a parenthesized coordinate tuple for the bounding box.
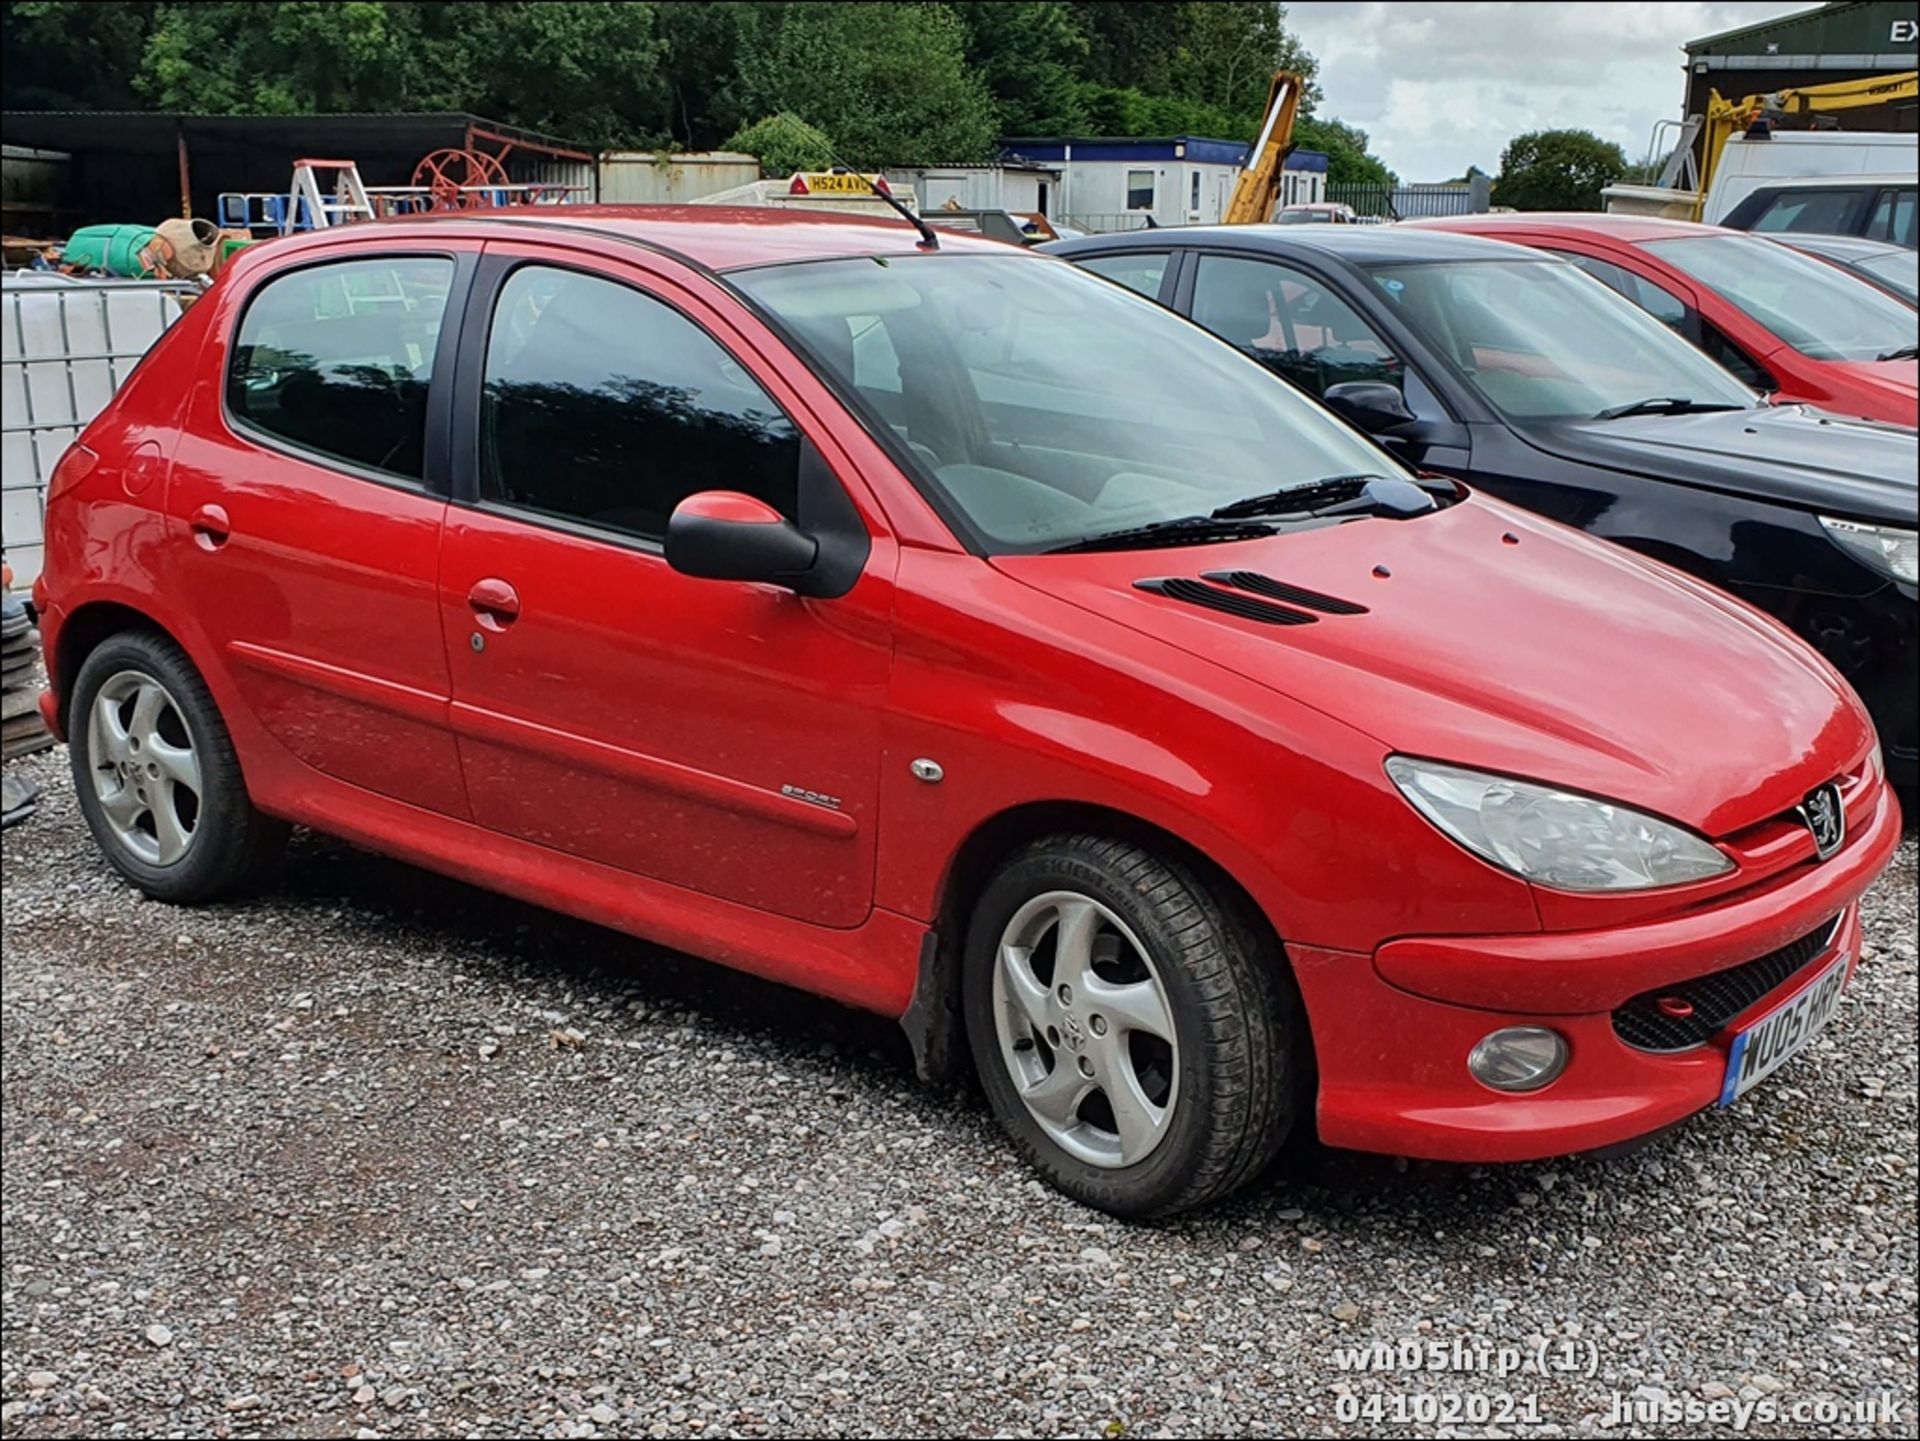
(31, 589, 67, 743)
(1289, 783, 1899, 1163)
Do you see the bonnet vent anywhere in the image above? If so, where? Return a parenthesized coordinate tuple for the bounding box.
(1134, 577, 1317, 626)
(1204, 571, 1369, 615)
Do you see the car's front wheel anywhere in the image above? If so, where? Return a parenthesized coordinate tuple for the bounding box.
(963, 834, 1301, 1218)
(69, 630, 286, 902)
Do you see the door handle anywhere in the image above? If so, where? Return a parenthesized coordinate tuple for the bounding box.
(467, 577, 520, 631)
(189, 503, 230, 550)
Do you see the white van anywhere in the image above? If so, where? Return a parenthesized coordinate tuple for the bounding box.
(1703, 130, 1918, 223)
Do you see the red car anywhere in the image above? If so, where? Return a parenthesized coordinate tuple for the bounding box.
(33, 208, 1901, 1217)
(1410, 213, 1920, 427)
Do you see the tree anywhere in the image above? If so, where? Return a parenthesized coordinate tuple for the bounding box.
(1069, 2, 1320, 128)
(1070, 0, 1186, 92)
(133, 1, 418, 114)
(1295, 116, 1396, 187)
(0, 0, 1398, 180)
(1164, 0, 1321, 122)
(123, 1, 667, 146)
(1620, 149, 1677, 185)
(732, 2, 995, 167)
(1, 0, 157, 110)
(949, 0, 1088, 135)
(446, 3, 667, 147)
(725, 113, 835, 177)
(655, 0, 749, 149)
(1492, 128, 1628, 211)
(1074, 85, 1246, 140)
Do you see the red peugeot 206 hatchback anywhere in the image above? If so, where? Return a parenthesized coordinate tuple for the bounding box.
(1410, 213, 1920, 427)
(34, 207, 1901, 1217)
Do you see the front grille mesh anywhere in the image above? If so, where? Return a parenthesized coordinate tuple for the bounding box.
(1611, 917, 1840, 1053)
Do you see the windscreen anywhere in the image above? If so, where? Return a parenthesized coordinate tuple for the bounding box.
(1645, 232, 1917, 362)
(730, 253, 1403, 554)
(1857, 249, 1919, 306)
(1362, 258, 1759, 420)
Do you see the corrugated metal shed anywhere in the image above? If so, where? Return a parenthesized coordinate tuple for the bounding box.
(1685, 1, 1916, 63)
(599, 151, 761, 204)
(1679, 1, 1918, 130)
(0, 111, 598, 224)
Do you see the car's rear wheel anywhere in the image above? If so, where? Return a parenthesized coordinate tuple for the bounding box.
(69, 631, 286, 902)
(963, 834, 1300, 1218)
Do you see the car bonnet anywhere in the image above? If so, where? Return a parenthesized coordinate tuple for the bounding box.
(992, 494, 1870, 838)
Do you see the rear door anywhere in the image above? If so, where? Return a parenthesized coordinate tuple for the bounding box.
(436, 242, 894, 928)
(167, 246, 474, 816)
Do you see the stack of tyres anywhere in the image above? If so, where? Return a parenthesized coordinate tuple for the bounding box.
(1, 579, 53, 760)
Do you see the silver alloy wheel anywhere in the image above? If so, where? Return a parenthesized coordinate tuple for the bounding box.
(86, 670, 201, 867)
(992, 890, 1180, 1169)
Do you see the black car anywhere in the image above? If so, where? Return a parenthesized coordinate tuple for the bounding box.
(1042, 225, 1920, 790)
(1722, 179, 1917, 249)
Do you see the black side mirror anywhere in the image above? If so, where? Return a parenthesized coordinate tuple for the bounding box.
(666, 492, 825, 594)
(1323, 380, 1417, 435)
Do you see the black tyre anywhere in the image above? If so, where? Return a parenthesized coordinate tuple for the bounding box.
(962, 834, 1301, 1218)
(69, 630, 287, 902)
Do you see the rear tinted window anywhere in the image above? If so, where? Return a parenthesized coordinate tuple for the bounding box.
(226, 257, 453, 480)
(1867, 187, 1917, 248)
(1748, 188, 1862, 236)
(1077, 251, 1171, 301)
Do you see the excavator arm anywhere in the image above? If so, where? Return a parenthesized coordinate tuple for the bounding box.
(1223, 71, 1307, 225)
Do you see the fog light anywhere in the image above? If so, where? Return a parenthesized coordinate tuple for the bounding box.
(1468, 1027, 1567, 1092)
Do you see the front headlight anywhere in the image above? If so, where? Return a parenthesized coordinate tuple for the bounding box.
(1385, 757, 1733, 892)
(1820, 516, 1918, 585)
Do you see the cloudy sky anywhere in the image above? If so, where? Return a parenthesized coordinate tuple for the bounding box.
(1286, 1, 1813, 180)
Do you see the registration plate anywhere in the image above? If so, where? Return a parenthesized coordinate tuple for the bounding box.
(793, 171, 884, 194)
(1718, 950, 1851, 1106)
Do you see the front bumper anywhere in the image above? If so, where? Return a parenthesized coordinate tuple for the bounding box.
(1291, 780, 1900, 1163)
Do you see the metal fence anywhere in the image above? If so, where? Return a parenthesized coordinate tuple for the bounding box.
(2, 277, 200, 586)
(1060, 212, 1157, 235)
(1327, 177, 1492, 220)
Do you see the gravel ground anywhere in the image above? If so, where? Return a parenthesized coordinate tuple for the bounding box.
(3, 744, 1915, 1439)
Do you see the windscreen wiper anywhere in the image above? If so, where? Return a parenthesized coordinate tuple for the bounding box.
(1592, 397, 1749, 420)
(1045, 515, 1281, 554)
(1211, 473, 1437, 521)
(1876, 344, 1919, 362)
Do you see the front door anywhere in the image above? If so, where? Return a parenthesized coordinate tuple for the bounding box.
(168, 248, 473, 817)
(438, 247, 893, 928)
(1182, 252, 1472, 472)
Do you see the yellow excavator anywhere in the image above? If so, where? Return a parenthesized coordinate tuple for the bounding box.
(1222, 70, 1308, 225)
(1627, 70, 1919, 220)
